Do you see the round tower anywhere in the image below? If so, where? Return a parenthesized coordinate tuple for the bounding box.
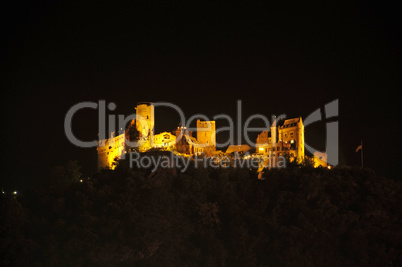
(135, 102, 154, 150)
(271, 116, 277, 146)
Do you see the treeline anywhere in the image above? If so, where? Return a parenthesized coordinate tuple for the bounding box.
(1, 153, 401, 266)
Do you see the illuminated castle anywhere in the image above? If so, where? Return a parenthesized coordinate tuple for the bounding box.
(255, 117, 305, 164)
(97, 102, 217, 170)
(97, 102, 307, 170)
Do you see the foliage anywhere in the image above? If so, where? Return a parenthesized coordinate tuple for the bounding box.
(49, 160, 82, 191)
(125, 119, 140, 152)
(1, 158, 402, 266)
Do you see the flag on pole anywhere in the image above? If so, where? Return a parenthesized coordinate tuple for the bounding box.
(355, 144, 362, 152)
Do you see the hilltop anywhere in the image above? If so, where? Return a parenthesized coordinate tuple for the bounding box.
(1, 158, 401, 266)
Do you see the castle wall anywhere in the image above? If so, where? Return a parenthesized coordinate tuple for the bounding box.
(153, 131, 176, 150)
(97, 133, 126, 170)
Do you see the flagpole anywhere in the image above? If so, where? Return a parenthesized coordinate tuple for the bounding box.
(361, 140, 363, 168)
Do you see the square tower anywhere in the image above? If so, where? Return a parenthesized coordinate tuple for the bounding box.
(196, 120, 216, 149)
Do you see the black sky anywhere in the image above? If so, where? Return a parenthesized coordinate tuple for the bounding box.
(1, 1, 401, 190)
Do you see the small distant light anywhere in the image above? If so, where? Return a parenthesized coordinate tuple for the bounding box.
(80, 179, 83, 182)
(327, 166, 331, 170)
(13, 191, 17, 195)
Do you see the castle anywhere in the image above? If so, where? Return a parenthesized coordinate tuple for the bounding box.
(97, 102, 217, 170)
(255, 117, 305, 164)
(97, 102, 308, 170)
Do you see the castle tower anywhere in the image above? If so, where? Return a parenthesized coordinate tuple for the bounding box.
(196, 119, 216, 150)
(297, 117, 304, 163)
(135, 102, 154, 151)
(271, 116, 277, 146)
(277, 117, 305, 163)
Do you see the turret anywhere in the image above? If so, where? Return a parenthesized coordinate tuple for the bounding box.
(271, 116, 277, 146)
(135, 102, 154, 151)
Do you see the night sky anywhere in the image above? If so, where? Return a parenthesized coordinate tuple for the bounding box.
(1, 1, 400, 191)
